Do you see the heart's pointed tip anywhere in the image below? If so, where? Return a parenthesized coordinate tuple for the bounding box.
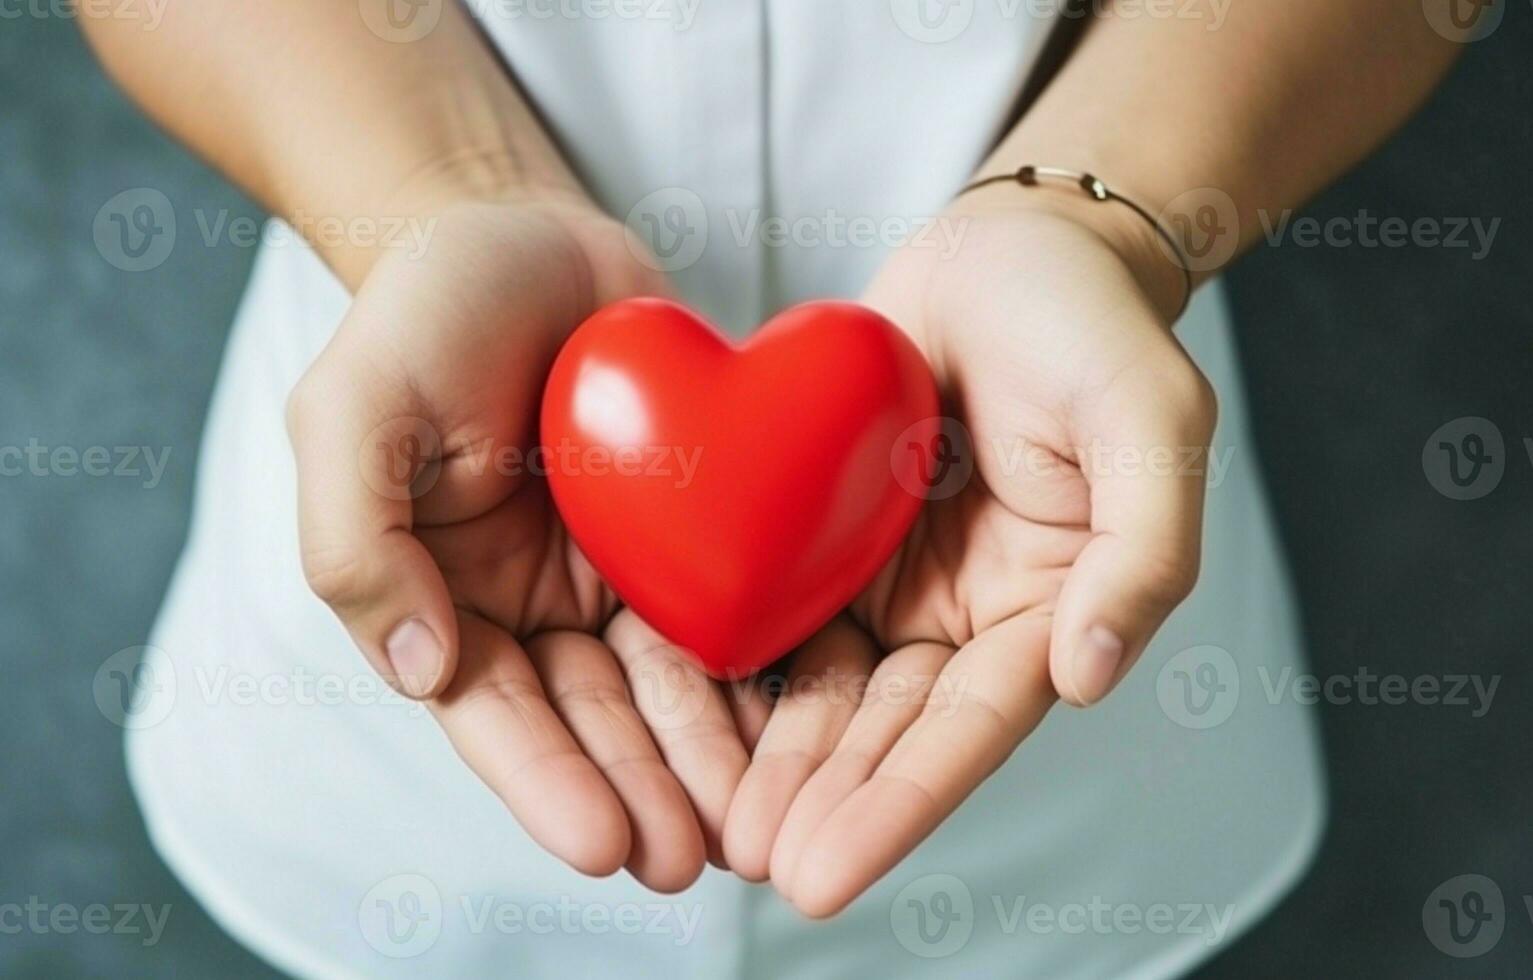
(694, 652, 770, 685)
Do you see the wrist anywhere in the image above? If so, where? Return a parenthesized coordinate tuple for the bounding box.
(945, 175, 1191, 325)
(381, 147, 594, 220)
(307, 148, 606, 291)
(375, 174, 666, 310)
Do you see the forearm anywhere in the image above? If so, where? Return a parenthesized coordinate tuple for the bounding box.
(971, 1, 1464, 315)
(78, 1, 586, 287)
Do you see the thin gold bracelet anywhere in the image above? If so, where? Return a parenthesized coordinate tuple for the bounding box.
(956, 165, 1194, 321)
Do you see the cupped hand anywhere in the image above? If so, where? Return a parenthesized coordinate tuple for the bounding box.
(724, 195, 1217, 915)
(286, 198, 762, 891)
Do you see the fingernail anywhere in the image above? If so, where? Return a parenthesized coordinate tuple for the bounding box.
(386, 618, 443, 698)
(1071, 625, 1125, 705)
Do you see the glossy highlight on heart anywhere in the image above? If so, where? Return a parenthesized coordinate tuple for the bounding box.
(540, 298, 940, 678)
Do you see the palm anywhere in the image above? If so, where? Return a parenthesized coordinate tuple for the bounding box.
(294, 201, 760, 892)
(338, 201, 637, 650)
(858, 445, 1089, 657)
(725, 208, 1215, 916)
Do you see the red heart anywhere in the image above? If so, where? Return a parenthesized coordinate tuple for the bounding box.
(541, 298, 939, 679)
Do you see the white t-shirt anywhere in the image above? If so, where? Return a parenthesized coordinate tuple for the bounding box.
(125, 4, 1324, 977)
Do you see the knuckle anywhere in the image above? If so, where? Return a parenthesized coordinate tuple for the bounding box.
(299, 543, 371, 609)
(1166, 362, 1219, 439)
(1149, 548, 1202, 605)
(556, 680, 635, 715)
(284, 370, 324, 440)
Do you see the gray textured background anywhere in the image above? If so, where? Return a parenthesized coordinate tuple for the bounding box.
(2, 8, 1530, 979)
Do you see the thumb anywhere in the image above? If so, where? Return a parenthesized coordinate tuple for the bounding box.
(1050, 362, 1217, 707)
(286, 353, 459, 700)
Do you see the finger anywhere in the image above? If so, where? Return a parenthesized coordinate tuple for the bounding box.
(724, 669, 779, 754)
(525, 630, 706, 893)
(606, 610, 750, 869)
(1052, 360, 1217, 706)
(768, 641, 952, 899)
(783, 616, 1054, 918)
(287, 353, 457, 699)
(723, 618, 877, 881)
(430, 612, 631, 876)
